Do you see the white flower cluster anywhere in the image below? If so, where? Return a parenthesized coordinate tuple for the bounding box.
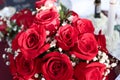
(0, 7, 16, 18)
(93, 50, 119, 80)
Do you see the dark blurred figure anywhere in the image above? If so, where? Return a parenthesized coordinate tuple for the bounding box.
(0, 0, 6, 9)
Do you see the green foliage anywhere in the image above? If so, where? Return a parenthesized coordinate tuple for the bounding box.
(59, 3, 72, 25)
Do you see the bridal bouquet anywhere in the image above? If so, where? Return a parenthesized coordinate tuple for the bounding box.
(0, 0, 118, 80)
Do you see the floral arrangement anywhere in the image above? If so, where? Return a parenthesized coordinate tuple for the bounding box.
(0, 0, 119, 80)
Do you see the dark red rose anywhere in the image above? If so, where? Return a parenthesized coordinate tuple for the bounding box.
(0, 17, 7, 32)
(42, 52, 73, 80)
(71, 33, 98, 60)
(95, 30, 108, 53)
(74, 62, 106, 80)
(10, 9, 34, 29)
(35, 9, 60, 36)
(16, 24, 49, 59)
(9, 53, 37, 80)
(56, 24, 78, 50)
(72, 18, 94, 34)
(0, 0, 5, 4)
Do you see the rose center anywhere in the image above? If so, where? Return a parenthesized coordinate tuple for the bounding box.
(51, 62, 62, 75)
(42, 13, 53, 21)
(27, 33, 39, 48)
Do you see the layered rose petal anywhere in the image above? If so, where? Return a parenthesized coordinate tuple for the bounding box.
(74, 62, 106, 80)
(36, 0, 56, 9)
(13, 24, 50, 59)
(9, 53, 37, 80)
(42, 52, 73, 80)
(10, 9, 34, 29)
(95, 30, 108, 53)
(35, 9, 60, 36)
(56, 24, 78, 50)
(71, 33, 98, 60)
(72, 18, 94, 34)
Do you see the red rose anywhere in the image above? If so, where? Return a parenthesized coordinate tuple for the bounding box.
(9, 53, 37, 80)
(0, 17, 7, 33)
(10, 9, 34, 29)
(56, 24, 78, 50)
(72, 18, 94, 34)
(35, 0, 46, 8)
(42, 52, 73, 80)
(36, 0, 56, 8)
(69, 11, 79, 18)
(95, 30, 108, 53)
(12, 31, 23, 51)
(16, 24, 50, 59)
(71, 33, 98, 60)
(35, 9, 60, 36)
(74, 62, 106, 80)
(0, 0, 4, 4)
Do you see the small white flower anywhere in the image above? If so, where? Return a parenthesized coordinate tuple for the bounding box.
(98, 51, 102, 55)
(62, 22, 67, 26)
(67, 15, 74, 22)
(106, 59, 110, 64)
(17, 49, 21, 53)
(50, 40, 56, 47)
(102, 52, 107, 58)
(13, 19, 16, 23)
(5, 48, 12, 53)
(102, 77, 106, 80)
(2, 54, 6, 59)
(93, 57, 98, 61)
(48, 4, 54, 8)
(71, 62, 76, 67)
(86, 60, 89, 64)
(6, 61, 10, 66)
(56, 6, 61, 12)
(104, 72, 108, 76)
(0, 32, 4, 38)
(41, 78, 45, 80)
(104, 63, 110, 68)
(71, 54, 76, 58)
(111, 63, 117, 67)
(46, 37, 50, 43)
(40, 6, 47, 11)
(14, 51, 19, 59)
(99, 59, 105, 63)
(55, 33, 59, 36)
(106, 69, 110, 74)
(23, 11, 27, 14)
(46, 31, 50, 35)
(34, 73, 39, 78)
(58, 48, 62, 52)
(13, 26, 17, 31)
(32, 11, 36, 15)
